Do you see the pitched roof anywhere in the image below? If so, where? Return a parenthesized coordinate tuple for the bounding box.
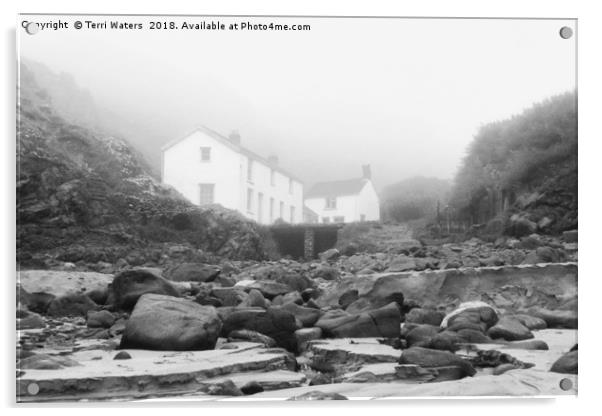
(161, 125, 303, 183)
(305, 178, 368, 198)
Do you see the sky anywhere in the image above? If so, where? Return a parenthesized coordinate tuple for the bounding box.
(18, 16, 576, 190)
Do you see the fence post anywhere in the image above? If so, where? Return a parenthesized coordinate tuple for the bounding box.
(304, 228, 315, 260)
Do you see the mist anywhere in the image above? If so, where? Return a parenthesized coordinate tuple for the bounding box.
(18, 16, 576, 191)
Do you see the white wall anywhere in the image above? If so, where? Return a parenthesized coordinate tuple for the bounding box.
(240, 155, 303, 225)
(304, 180, 380, 223)
(162, 130, 240, 210)
(357, 180, 381, 221)
(162, 129, 303, 225)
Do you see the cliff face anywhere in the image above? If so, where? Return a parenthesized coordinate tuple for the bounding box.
(17, 63, 269, 267)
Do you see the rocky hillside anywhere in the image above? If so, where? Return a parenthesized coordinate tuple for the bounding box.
(17, 62, 270, 268)
(450, 91, 577, 237)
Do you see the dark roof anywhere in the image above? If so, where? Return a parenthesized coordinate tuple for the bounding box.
(161, 125, 303, 183)
(305, 178, 368, 198)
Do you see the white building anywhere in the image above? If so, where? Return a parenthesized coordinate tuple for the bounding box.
(304, 166, 381, 224)
(161, 126, 303, 225)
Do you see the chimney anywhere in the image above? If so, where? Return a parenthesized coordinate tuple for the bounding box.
(362, 164, 372, 180)
(267, 155, 279, 165)
(228, 130, 241, 145)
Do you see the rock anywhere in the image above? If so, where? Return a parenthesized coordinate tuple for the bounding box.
(241, 289, 267, 308)
(288, 391, 348, 400)
(405, 308, 444, 326)
(492, 363, 517, 375)
(120, 294, 222, 351)
(301, 288, 319, 303)
(308, 373, 331, 386)
(47, 293, 97, 317)
(442, 302, 498, 333)
(227, 329, 277, 348)
(277, 291, 303, 306)
(279, 302, 323, 327)
(338, 289, 359, 309)
(85, 288, 109, 305)
(19, 291, 55, 314)
(428, 331, 463, 352)
(113, 351, 132, 360)
(487, 316, 533, 341)
(86, 310, 116, 328)
(204, 380, 243, 396)
(315, 302, 401, 338)
(456, 329, 492, 343)
(506, 340, 549, 350)
(399, 347, 476, 377)
(213, 274, 236, 287)
(164, 262, 221, 282)
(471, 349, 534, 370)
(519, 234, 543, 249)
(506, 215, 537, 237)
(235, 280, 293, 299)
(528, 307, 577, 329)
(562, 230, 578, 243)
(211, 287, 248, 306)
(311, 265, 339, 281)
(386, 255, 417, 272)
(319, 249, 340, 262)
(405, 324, 440, 347)
(110, 269, 180, 310)
(510, 314, 547, 330)
(550, 350, 578, 374)
(18, 354, 80, 370)
(17, 309, 45, 330)
(221, 307, 298, 351)
(241, 381, 264, 395)
(295, 327, 322, 353)
(535, 246, 563, 263)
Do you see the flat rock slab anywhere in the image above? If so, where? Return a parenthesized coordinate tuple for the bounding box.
(203, 369, 306, 391)
(18, 270, 113, 298)
(308, 338, 401, 364)
(17, 342, 293, 402)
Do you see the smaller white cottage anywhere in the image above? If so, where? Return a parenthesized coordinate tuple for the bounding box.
(304, 166, 380, 224)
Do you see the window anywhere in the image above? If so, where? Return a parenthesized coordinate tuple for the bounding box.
(200, 147, 211, 162)
(288, 178, 293, 194)
(279, 201, 284, 219)
(270, 198, 274, 223)
(258, 192, 264, 222)
(247, 158, 254, 182)
(322, 217, 331, 224)
(270, 169, 275, 186)
(247, 188, 254, 212)
(333, 216, 345, 223)
(325, 197, 337, 209)
(290, 206, 295, 223)
(360, 214, 366, 222)
(199, 184, 214, 205)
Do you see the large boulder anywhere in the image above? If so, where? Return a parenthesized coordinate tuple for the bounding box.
(120, 294, 221, 351)
(527, 307, 577, 329)
(221, 307, 298, 351)
(46, 293, 97, 317)
(278, 302, 323, 327)
(211, 287, 248, 306)
(87, 310, 116, 328)
(441, 302, 498, 334)
(17, 309, 45, 330)
(315, 302, 401, 338)
(510, 314, 547, 330)
(399, 346, 476, 377)
(110, 269, 180, 310)
(550, 350, 578, 374)
(405, 308, 445, 326)
(405, 324, 440, 347)
(164, 262, 221, 282)
(487, 316, 533, 341)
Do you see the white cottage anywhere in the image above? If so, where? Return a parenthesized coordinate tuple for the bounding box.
(304, 166, 381, 224)
(161, 126, 303, 225)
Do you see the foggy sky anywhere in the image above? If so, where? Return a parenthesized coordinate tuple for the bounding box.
(18, 16, 576, 190)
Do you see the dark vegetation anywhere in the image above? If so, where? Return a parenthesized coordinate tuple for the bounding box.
(446, 91, 577, 238)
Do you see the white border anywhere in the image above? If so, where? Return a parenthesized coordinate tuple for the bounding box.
(3, 0, 600, 414)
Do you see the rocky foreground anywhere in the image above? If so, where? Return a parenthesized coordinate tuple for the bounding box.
(16, 234, 578, 402)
